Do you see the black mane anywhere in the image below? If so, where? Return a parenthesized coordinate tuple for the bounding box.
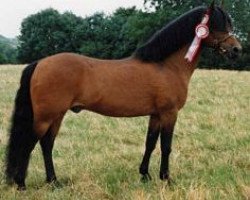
(134, 6, 232, 62)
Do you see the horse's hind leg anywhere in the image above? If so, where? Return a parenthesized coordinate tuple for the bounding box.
(11, 119, 51, 190)
(139, 115, 160, 181)
(40, 116, 64, 184)
(14, 135, 38, 190)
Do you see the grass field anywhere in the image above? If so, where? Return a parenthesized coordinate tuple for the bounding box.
(0, 65, 249, 200)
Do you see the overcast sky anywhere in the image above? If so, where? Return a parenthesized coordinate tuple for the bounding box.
(0, 0, 144, 38)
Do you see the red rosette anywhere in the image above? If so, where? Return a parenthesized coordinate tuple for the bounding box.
(195, 24, 209, 39)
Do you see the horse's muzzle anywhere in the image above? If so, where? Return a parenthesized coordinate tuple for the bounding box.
(220, 45, 242, 60)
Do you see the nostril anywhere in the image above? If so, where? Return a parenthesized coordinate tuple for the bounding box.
(232, 47, 241, 53)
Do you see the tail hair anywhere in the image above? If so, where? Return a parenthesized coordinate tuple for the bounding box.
(5, 62, 38, 183)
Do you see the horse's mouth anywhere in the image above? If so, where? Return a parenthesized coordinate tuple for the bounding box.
(218, 47, 240, 60)
(218, 47, 228, 55)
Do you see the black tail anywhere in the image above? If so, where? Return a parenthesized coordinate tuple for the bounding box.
(5, 62, 38, 185)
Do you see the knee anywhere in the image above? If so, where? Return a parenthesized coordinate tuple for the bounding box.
(147, 143, 157, 152)
(146, 138, 158, 151)
(161, 147, 171, 155)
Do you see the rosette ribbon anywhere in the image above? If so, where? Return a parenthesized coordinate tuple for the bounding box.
(185, 11, 210, 63)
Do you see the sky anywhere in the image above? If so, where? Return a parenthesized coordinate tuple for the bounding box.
(0, 0, 144, 38)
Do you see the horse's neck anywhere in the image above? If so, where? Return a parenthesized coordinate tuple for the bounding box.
(164, 45, 200, 84)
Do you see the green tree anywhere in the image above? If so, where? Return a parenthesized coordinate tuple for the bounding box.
(18, 9, 85, 63)
(79, 8, 139, 59)
(78, 13, 112, 58)
(0, 35, 17, 64)
(18, 7, 138, 62)
(108, 7, 139, 58)
(0, 53, 6, 64)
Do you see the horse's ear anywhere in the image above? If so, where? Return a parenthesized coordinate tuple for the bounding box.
(209, 0, 215, 10)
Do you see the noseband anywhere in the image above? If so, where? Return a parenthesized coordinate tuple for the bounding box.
(213, 33, 234, 52)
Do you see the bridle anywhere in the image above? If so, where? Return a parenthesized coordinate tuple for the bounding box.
(212, 32, 234, 53)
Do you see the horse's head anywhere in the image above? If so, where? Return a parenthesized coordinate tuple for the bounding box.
(204, 1, 242, 60)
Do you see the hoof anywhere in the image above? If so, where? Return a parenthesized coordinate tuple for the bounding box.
(46, 177, 57, 184)
(47, 179, 62, 188)
(140, 173, 152, 182)
(160, 171, 169, 180)
(17, 185, 26, 191)
(53, 180, 62, 188)
(160, 173, 174, 185)
(15, 179, 26, 191)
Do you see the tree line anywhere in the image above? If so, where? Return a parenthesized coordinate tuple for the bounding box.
(0, 35, 17, 64)
(1, 0, 250, 70)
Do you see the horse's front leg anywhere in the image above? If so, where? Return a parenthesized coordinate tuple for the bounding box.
(159, 110, 178, 183)
(139, 115, 160, 181)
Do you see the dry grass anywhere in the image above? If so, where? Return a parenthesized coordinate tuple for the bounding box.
(0, 65, 249, 200)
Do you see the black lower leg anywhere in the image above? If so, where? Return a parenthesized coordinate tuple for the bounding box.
(159, 129, 173, 181)
(40, 129, 57, 183)
(140, 116, 160, 181)
(14, 158, 29, 190)
(14, 135, 38, 190)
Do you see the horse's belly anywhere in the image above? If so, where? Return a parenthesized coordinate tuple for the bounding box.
(86, 99, 155, 117)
